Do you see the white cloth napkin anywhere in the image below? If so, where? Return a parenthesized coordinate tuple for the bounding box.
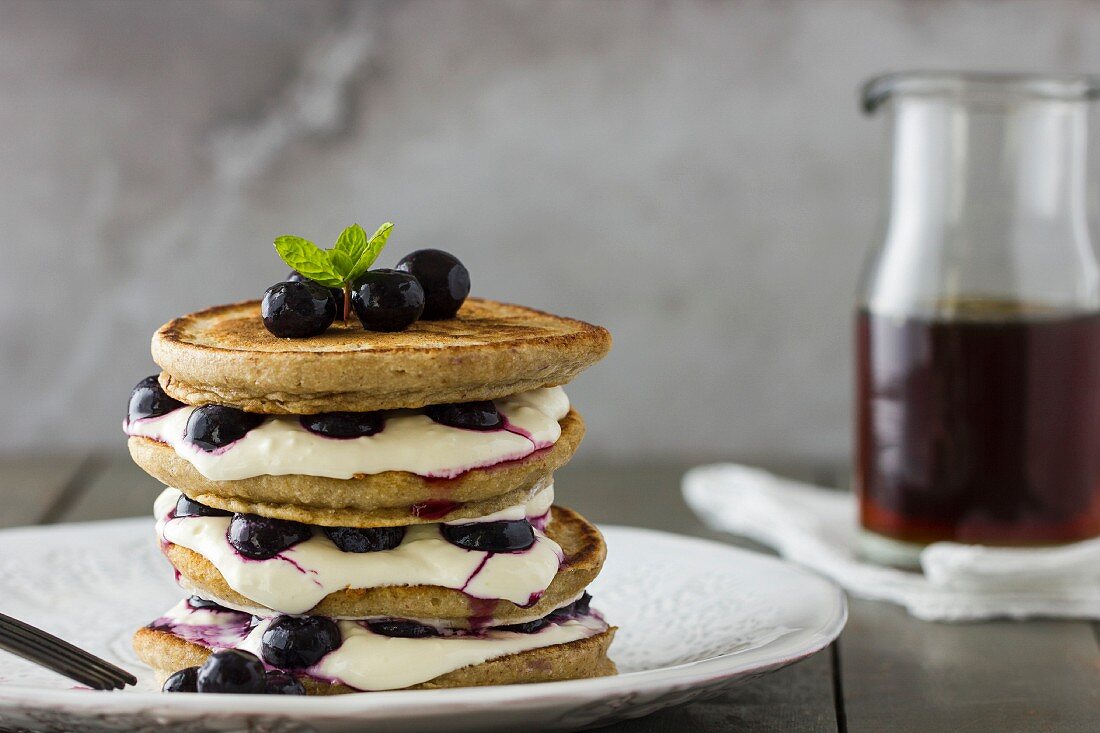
(682, 463, 1100, 621)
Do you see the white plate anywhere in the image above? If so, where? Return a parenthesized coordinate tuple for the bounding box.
(0, 518, 846, 732)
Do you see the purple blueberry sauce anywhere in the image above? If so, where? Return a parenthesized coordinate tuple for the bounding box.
(459, 555, 493, 593)
(410, 499, 461, 520)
(150, 605, 253, 648)
(529, 510, 551, 533)
(465, 597, 500, 631)
(500, 418, 532, 440)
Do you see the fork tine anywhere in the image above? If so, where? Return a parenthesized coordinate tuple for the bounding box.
(0, 617, 121, 685)
(0, 620, 128, 689)
(0, 614, 135, 687)
(0, 631, 116, 690)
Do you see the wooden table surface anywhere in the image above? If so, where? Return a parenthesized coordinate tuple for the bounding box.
(2, 454, 1099, 732)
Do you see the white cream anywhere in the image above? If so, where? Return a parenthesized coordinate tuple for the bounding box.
(126, 387, 569, 481)
(155, 487, 563, 615)
(242, 614, 606, 692)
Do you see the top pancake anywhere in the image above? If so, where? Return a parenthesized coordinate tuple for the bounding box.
(153, 298, 611, 414)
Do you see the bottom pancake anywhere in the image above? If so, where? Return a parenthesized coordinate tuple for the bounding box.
(134, 601, 616, 693)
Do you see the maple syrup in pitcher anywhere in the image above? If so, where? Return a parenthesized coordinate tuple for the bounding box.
(857, 301, 1100, 546)
(856, 73, 1100, 564)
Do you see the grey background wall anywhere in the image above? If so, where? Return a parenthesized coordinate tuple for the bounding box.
(3, 0, 1100, 461)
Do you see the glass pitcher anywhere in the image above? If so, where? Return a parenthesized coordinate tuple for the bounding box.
(855, 72, 1100, 566)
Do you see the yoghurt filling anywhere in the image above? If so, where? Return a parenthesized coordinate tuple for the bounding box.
(126, 387, 570, 481)
(155, 486, 563, 615)
(150, 597, 609, 691)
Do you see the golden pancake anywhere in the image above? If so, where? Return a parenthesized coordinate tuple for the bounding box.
(153, 298, 611, 414)
(128, 411, 583, 527)
(134, 626, 616, 692)
(164, 506, 605, 624)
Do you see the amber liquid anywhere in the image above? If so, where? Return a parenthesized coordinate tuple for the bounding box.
(856, 301, 1100, 545)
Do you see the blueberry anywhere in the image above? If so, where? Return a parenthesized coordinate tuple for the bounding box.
(548, 592, 593, 621)
(187, 595, 229, 611)
(175, 494, 232, 518)
(262, 280, 337, 338)
(351, 269, 425, 332)
(569, 592, 593, 616)
(440, 520, 535, 552)
(228, 514, 312, 560)
(395, 249, 470, 319)
(196, 650, 266, 694)
(287, 271, 346, 321)
(497, 618, 550, 634)
(323, 525, 405, 553)
(366, 619, 440, 638)
(261, 616, 342, 669)
(128, 375, 184, 422)
(162, 666, 199, 693)
(425, 401, 503, 431)
(263, 671, 306, 695)
(300, 411, 384, 439)
(185, 405, 265, 452)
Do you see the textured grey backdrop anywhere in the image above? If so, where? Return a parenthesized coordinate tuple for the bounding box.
(3, 0, 1100, 461)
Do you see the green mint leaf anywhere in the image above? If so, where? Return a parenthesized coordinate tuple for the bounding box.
(368, 221, 395, 250)
(348, 222, 394, 280)
(328, 248, 354, 280)
(333, 223, 368, 264)
(273, 235, 343, 287)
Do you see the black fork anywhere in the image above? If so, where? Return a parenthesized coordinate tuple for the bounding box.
(0, 612, 136, 690)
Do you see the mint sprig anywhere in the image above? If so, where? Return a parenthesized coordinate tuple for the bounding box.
(274, 222, 394, 321)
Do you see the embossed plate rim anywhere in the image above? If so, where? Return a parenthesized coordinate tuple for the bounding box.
(0, 521, 848, 731)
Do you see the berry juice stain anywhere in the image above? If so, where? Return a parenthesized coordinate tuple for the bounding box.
(277, 554, 322, 585)
(150, 607, 253, 647)
(411, 499, 461, 520)
(856, 302, 1100, 545)
(500, 418, 532, 440)
(460, 555, 493, 592)
(466, 597, 499, 630)
(529, 511, 550, 532)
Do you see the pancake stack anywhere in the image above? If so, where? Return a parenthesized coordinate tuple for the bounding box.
(126, 297, 614, 693)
